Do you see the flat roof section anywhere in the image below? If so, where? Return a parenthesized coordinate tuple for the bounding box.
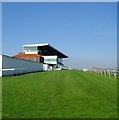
(23, 43, 68, 58)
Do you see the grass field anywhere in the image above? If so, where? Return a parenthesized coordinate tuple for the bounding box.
(2, 70, 117, 118)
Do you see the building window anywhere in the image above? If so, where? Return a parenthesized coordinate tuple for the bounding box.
(33, 57, 37, 62)
(38, 49, 42, 54)
(40, 57, 44, 63)
(24, 46, 37, 52)
(44, 58, 56, 62)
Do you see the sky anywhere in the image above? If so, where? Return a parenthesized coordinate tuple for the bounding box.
(2, 2, 117, 69)
(2, 0, 118, 2)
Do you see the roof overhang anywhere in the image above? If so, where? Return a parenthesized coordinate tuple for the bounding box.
(23, 43, 68, 58)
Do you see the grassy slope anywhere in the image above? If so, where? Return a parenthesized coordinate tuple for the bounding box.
(2, 70, 117, 118)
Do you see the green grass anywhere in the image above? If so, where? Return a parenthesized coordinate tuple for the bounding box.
(2, 70, 117, 118)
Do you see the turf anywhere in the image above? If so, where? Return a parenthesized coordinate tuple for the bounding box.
(2, 70, 117, 118)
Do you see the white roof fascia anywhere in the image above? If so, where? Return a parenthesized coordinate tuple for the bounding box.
(22, 43, 49, 47)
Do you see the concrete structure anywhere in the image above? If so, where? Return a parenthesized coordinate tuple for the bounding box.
(43, 64, 53, 71)
(21, 43, 68, 70)
(0, 54, 43, 76)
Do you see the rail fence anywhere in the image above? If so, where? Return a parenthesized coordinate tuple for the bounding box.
(87, 67, 119, 79)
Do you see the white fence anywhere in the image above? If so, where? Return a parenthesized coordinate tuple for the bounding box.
(87, 67, 119, 79)
(1, 55, 43, 76)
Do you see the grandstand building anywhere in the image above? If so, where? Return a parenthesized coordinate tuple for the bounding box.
(12, 43, 68, 70)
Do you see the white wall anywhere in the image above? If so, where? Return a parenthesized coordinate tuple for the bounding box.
(2, 55, 43, 76)
(24, 51, 38, 54)
(43, 64, 48, 71)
